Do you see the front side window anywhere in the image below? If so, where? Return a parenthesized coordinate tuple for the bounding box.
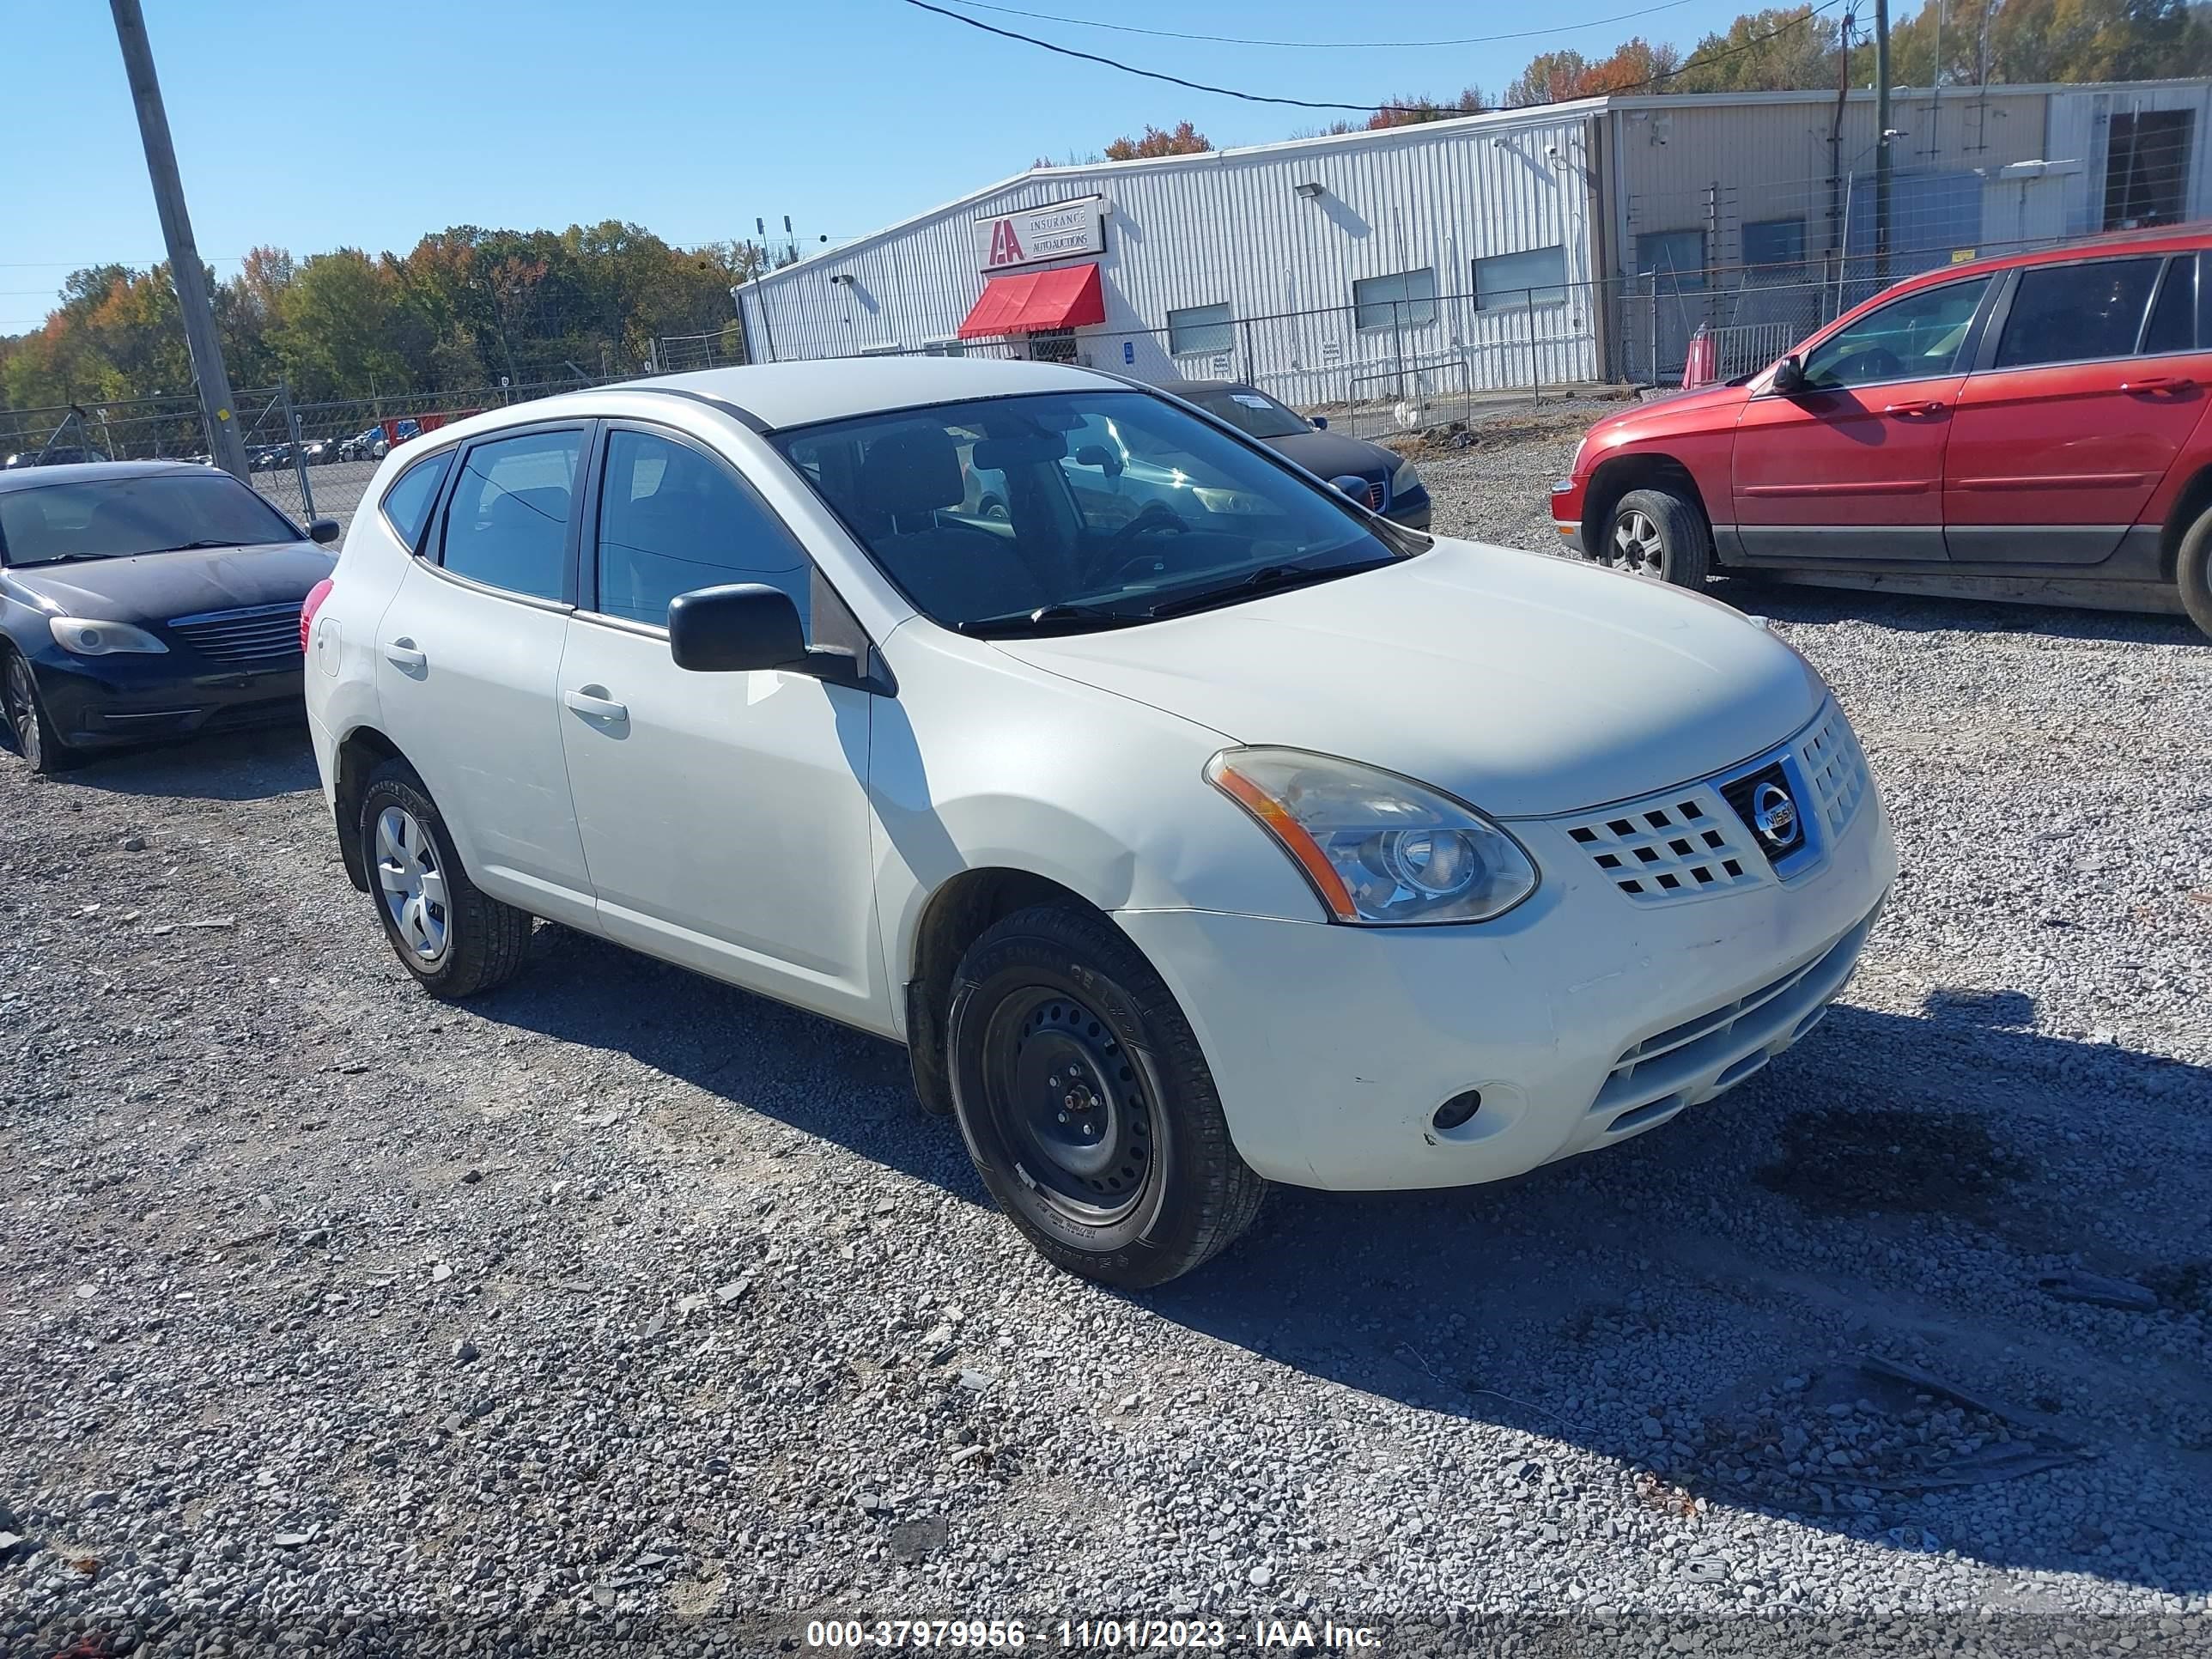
(0, 471, 296, 566)
(1167, 301, 1234, 358)
(774, 390, 1419, 633)
(594, 428, 812, 630)
(1353, 268, 1437, 331)
(380, 450, 452, 553)
(1799, 276, 1991, 391)
(439, 428, 583, 601)
(1993, 258, 2161, 369)
(1638, 228, 1707, 292)
(1474, 245, 1567, 310)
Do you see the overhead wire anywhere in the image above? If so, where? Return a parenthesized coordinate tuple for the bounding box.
(935, 0, 1698, 50)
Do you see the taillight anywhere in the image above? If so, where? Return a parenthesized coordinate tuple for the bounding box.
(301, 577, 334, 653)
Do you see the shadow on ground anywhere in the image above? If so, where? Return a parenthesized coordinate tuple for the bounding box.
(473, 922, 2212, 1593)
(35, 720, 318, 802)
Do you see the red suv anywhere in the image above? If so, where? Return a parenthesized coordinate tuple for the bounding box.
(1550, 227, 2212, 639)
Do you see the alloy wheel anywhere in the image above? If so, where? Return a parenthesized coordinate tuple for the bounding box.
(7, 656, 43, 770)
(374, 805, 450, 964)
(1610, 508, 1665, 578)
(981, 986, 1153, 1224)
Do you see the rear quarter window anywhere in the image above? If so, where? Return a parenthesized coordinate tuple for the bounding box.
(379, 451, 453, 554)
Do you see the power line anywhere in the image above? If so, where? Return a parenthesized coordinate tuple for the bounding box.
(938, 0, 1696, 50)
(902, 0, 1844, 116)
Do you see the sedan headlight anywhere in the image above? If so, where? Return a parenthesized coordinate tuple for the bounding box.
(1390, 456, 1421, 494)
(1206, 747, 1537, 925)
(49, 618, 167, 657)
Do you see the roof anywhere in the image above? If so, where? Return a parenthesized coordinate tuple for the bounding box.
(631, 357, 1117, 429)
(0, 459, 208, 492)
(1607, 76, 2210, 111)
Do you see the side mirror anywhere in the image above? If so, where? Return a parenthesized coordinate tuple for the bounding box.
(668, 583, 806, 673)
(1771, 356, 1807, 394)
(1073, 442, 1123, 478)
(307, 517, 341, 545)
(1328, 473, 1370, 503)
(1310, 415, 1328, 430)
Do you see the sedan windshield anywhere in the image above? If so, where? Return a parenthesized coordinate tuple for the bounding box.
(0, 472, 298, 566)
(1179, 386, 1310, 441)
(773, 390, 1419, 633)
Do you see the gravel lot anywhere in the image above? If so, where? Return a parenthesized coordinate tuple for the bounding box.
(5, 405, 2210, 1657)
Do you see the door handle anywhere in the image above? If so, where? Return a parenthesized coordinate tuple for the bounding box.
(562, 686, 629, 722)
(1883, 400, 1945, 417)
(383, 638, 427, 672)
(2122, 375, 2191, 394)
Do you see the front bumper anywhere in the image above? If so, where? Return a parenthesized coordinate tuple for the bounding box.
(1551, 475, 1589, 555)
(1117, 714, 1897, 1190)
(33, 648, 306, 750)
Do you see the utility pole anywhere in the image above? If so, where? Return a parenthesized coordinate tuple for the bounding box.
(109, 0, 248, 482)
(1874, 0, 1893, 284)
(1830, 7, 1853, 273)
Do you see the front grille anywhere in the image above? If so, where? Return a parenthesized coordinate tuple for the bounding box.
(1363, 474, 1388, 511)
(1560, 787, 1765, 903)
(167, 603, 304, 664)
(1796, 703, 1870, 837)
(1718, 761, 1803, 865)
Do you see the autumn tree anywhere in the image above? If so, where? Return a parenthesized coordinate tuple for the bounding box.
(1367, 87, 1491, 128)
(1103, 121, 1211, 160)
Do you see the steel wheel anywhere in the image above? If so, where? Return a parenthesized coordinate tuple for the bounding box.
(1610, 507, 1665, 577)
(374, 805, 450, 965)
(980, 986, 1153, 1225)
(6, 654, 46, 770)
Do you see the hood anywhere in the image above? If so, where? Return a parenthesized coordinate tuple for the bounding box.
(8, 540, 335, 623)
(990, 540, 1825, 818)
(1256, 428, 1401, 482)
(1580, 380, 1749, 447)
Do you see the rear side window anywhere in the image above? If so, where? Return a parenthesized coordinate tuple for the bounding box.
(1994, 258, 2160, 368)
(379, 451, 452, 553)
(592, 428, 812, 629)
(440, 429, 583, 602)
(2142, 254, 2198, 355)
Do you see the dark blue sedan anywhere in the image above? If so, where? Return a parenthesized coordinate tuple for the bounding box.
(0, 462, 339, 772)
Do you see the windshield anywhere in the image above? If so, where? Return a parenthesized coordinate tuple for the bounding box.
(773, 390, 1419, 633)
(0, 472, 299, 566)
(1181, 386, 1310, 441)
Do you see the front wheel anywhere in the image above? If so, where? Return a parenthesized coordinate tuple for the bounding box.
(3, 650, 69, 774)
(2177, 503, 2212, 641)
(356, 760, 531, 998)
(945, 904, 1265, 1288)
(1601, 487, 1712, 589)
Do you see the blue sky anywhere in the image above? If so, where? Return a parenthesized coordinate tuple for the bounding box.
(3, 0, 1759, 329)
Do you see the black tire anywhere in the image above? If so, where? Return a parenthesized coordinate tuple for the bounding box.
(3, 648, 70, 775)
(1602, 486, 1712, 589)
(356, 759, 531, 998)
(2178, 504, 2212, 641)
(945, 903, 1265, 1288)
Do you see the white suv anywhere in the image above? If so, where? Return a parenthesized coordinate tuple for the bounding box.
(303, 359, 1895, 1286)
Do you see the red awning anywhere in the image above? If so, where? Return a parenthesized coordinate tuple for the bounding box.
(957, 263, 1105, 339)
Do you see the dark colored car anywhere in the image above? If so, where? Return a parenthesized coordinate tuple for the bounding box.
(1165, 380, 1431, 529)
(0, 462, 340, 772)
(4, 445, 111, 470)
(337, 426, 388, 463)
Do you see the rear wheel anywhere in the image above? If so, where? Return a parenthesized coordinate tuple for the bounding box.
(3, 650, 68, 775)
(945, 903, 1264, 1288)
(356, 760, 531, 998)
(2177, 503, 2212, 641)
(1602, 487, 1712, 589)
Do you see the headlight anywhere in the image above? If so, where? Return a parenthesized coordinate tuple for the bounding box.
(49, 618, 167, 657)
(1390, 456, 1421, 494)
(1206, 747, 1538, 926)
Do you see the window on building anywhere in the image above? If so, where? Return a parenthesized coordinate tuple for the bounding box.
(1168, 301, 1235, 356)
(1473, 246, 1567, 310)
(1352, 267, 1437, 331)
(1994, 258, 2162, 368)
(1637, 228, 1707, 292)
(593, 428, 812, 631)
(2104, 109, 2194, 230)
(1027, 328, 1079, 364)
(1742, 217, 1806, 278)
(439, 428, 583, 602)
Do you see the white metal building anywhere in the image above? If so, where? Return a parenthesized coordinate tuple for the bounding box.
(737, 79, 2212, 400)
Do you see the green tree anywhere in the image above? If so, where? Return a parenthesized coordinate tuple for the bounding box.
(1103, 121, 1211, 160)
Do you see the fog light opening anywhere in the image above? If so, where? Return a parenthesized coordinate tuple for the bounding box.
(1431, 1091, 1484, 1133)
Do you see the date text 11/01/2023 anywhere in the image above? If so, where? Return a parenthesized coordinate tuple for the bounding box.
(804, 1619, 1384, 1650)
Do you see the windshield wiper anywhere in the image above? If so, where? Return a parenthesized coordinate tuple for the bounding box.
(1143, 557, 1397, 621)
(957, 601, 1152, 638)
(143, 539, 242, 553)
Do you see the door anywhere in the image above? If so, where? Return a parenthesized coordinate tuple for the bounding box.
(1945, 252, 2207, 564)
(373, 423, 598, 929)
(1731, 275, 1995, 562)
(556, 423, 886, 1029)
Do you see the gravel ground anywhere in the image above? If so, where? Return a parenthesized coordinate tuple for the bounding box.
(3, 407, 2209, 1658)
